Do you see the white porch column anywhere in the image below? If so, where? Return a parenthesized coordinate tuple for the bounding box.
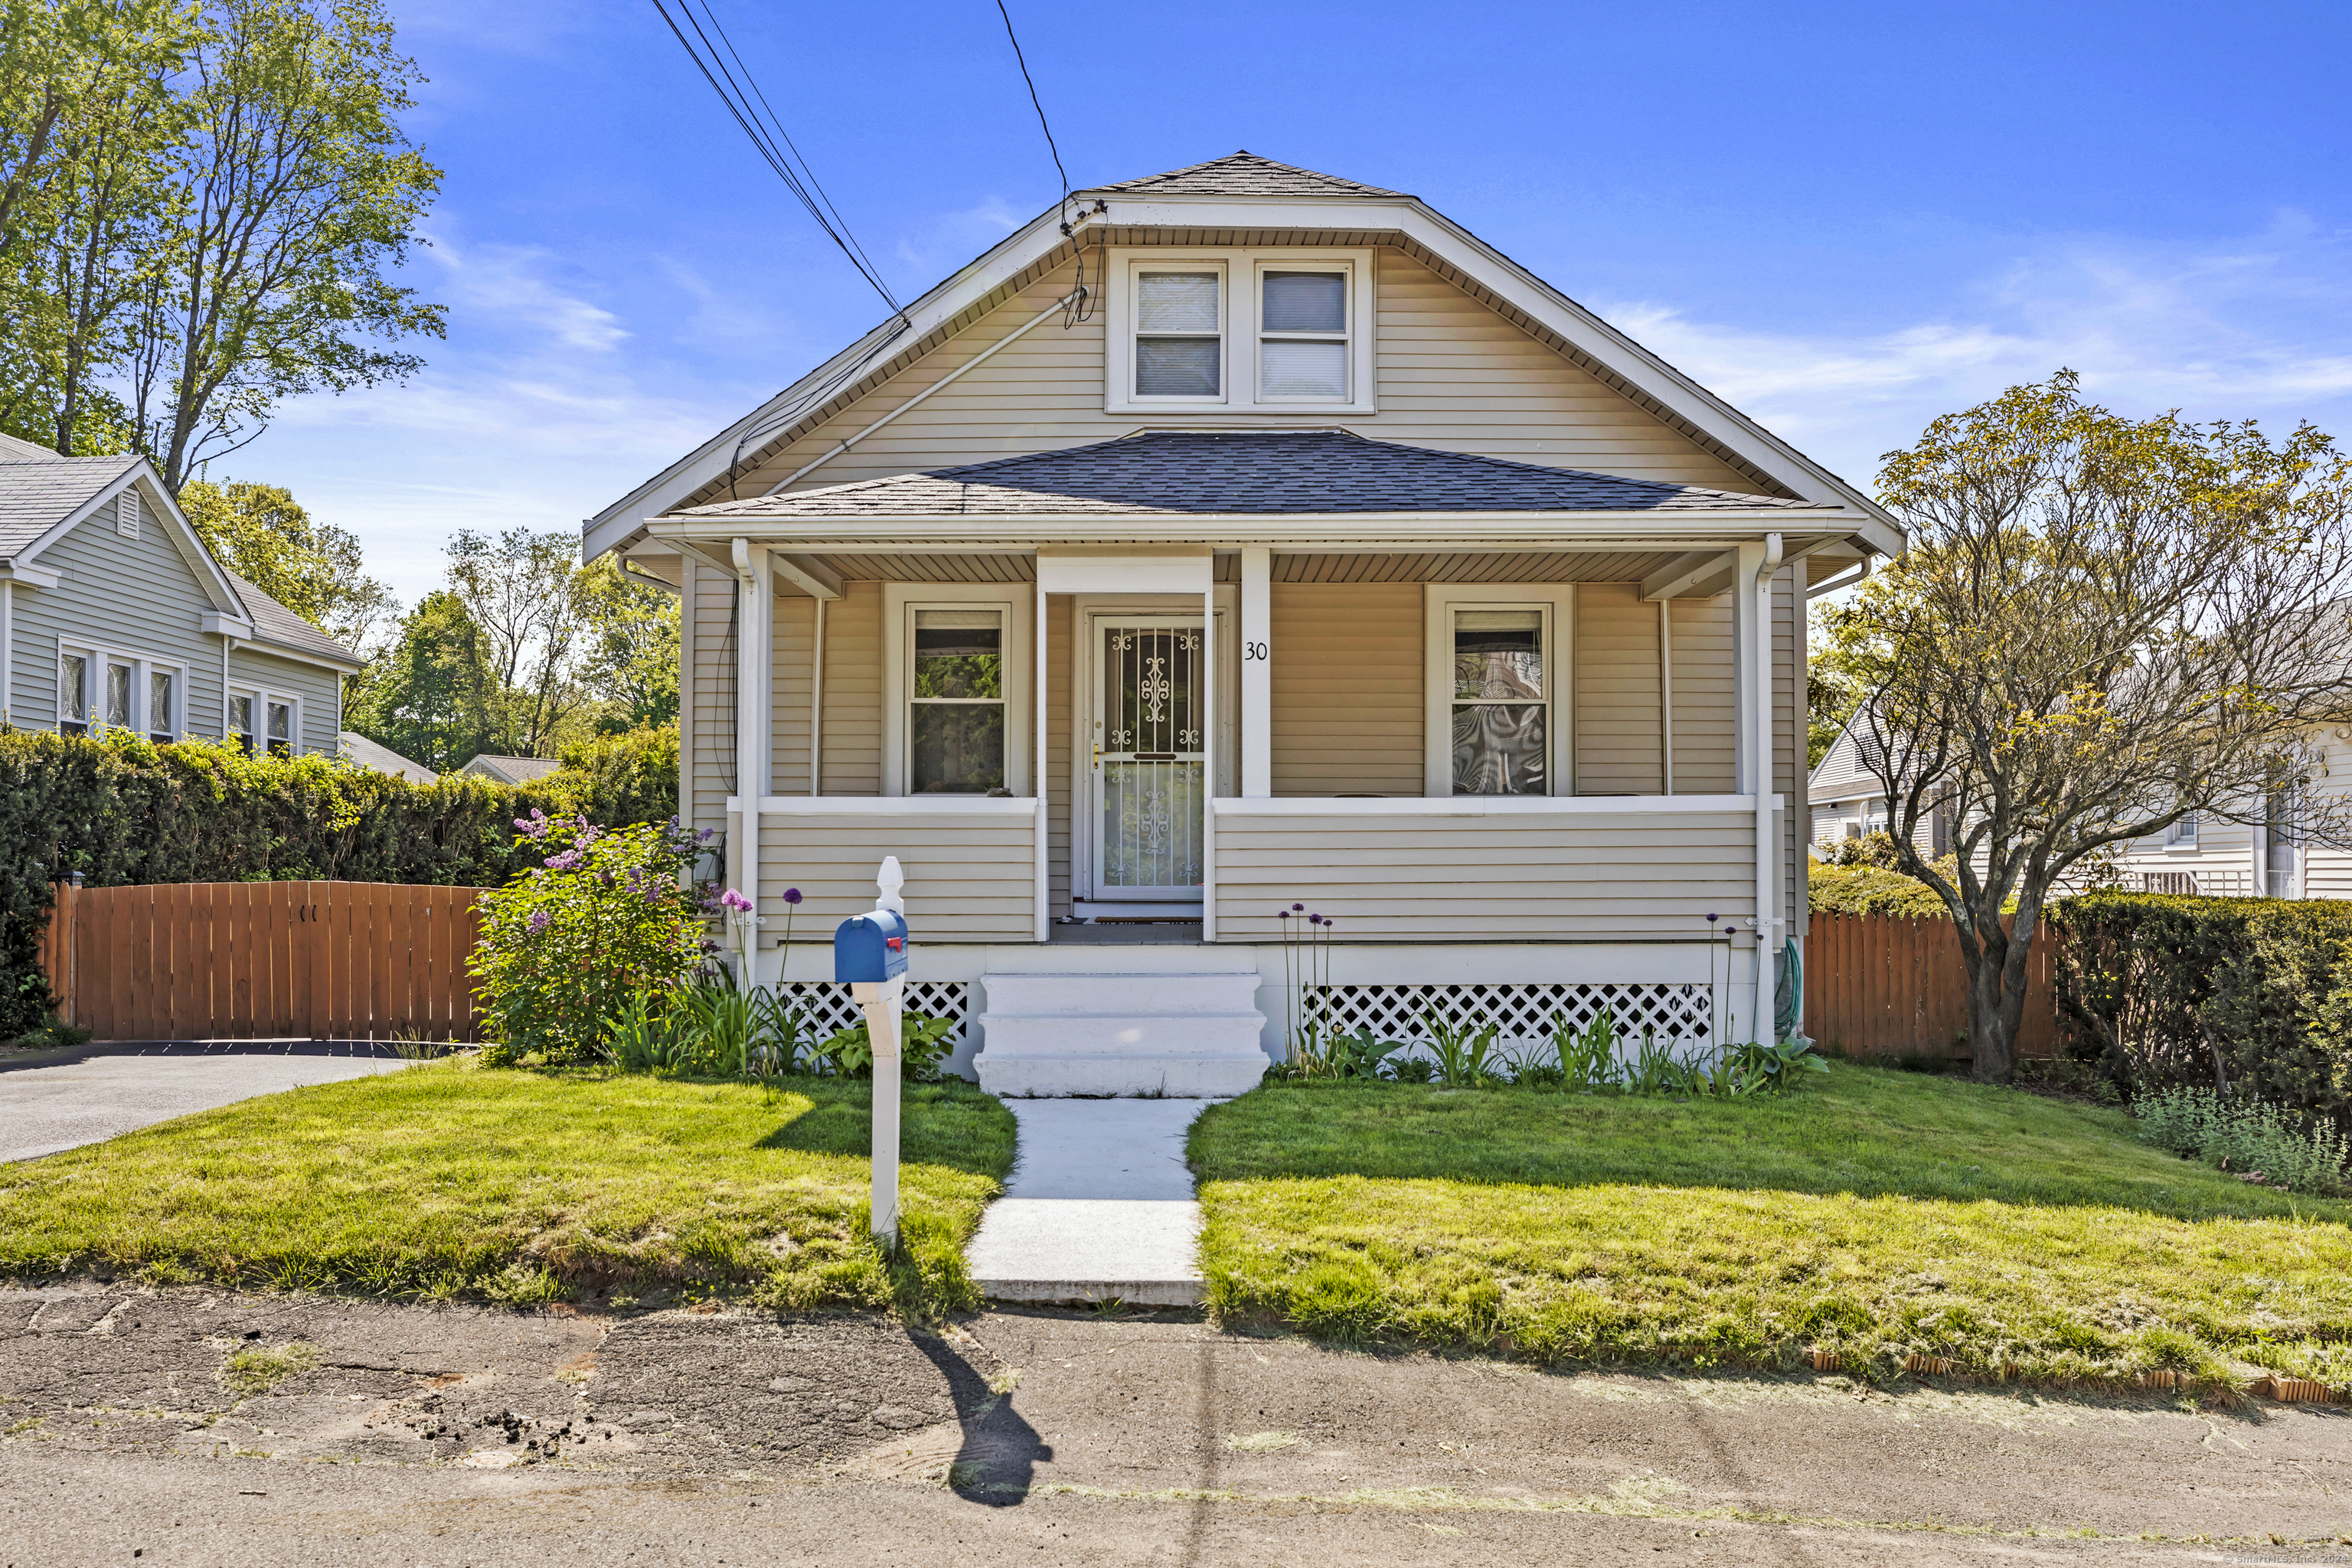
(1240, 547, 1271, 797)
(1035, 579, 1049, 941)
(732, 539, 773, 931)
(1202, 573, 1217, 940)
(809, 596, 825, 795)
(1732, 537, 1782, 1043)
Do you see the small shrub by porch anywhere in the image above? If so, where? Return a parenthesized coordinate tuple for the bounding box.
(0, 1059, 1014, 1317)
(1188, 1064, 2352, 1393)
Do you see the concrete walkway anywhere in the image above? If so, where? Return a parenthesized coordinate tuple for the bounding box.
(0, 1041, 412, 1164)
(965, 1099, 1211, 1306)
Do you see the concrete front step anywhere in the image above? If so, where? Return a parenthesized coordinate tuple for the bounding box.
(973, 969, 1269, 1097)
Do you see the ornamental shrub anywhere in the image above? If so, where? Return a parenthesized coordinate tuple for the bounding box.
(469, 812, 711, 1064)
(2050, 892, 2352, 1130)
(0, 727, 681, 1041)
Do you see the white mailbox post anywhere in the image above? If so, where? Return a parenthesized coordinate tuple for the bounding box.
(837, 856, 906, 1250)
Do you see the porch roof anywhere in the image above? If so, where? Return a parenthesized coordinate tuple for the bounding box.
(678, 431, 1826, 524)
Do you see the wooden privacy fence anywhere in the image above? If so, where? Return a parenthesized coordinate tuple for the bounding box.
(1803, 910, 2060, 1059)
(38, 880, 488, 1043)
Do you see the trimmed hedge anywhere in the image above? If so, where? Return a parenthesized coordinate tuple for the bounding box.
(0, 726, 681, 1040)
(2050, 892, 2352, 1129)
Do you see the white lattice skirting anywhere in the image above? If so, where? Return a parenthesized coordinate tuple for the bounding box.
(773, 981, 972, 1044)
(1281, 982, 1717, 1047)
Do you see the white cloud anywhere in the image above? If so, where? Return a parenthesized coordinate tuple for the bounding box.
(1601, 217, 2352, 488)
(422, 234, 629, 353)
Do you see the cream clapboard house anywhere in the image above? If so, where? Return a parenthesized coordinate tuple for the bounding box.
(586, 154, 1903, 1093)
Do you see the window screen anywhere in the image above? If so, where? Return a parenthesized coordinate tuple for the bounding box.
(1135, 273, 1220, 397)
(910, 609, 1004, 793)
(1450, 610, 1546, 795)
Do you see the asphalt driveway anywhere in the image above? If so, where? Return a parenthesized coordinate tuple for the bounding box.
(0, 1040, 411, 1163)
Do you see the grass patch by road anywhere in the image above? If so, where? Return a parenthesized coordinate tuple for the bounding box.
(1188, 1063, 2352, 1391)
(0, 1059, 1014, 1317)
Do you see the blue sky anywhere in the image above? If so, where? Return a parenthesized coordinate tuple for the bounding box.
(248, 0, 2352, 609)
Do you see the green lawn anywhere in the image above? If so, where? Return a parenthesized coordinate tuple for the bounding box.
(0, 1060, 1015, 1316)
(1188, 1064, 2352, 1390)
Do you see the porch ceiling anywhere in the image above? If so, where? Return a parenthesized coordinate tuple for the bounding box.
(782, 547, 1858, 587)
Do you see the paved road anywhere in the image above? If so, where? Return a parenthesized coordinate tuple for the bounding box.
(0, 1041, 411, 1163)
(3, 1285, 2346, 1566)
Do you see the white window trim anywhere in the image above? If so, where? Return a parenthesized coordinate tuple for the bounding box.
(56, 636, 188, 742)
(229, 682, 302, 756)
(881, 583, 1034, 798)
(1103, 247, 1377, 416)
(2164, 813, 2200, 851)
(1423, 584, 1574, 799)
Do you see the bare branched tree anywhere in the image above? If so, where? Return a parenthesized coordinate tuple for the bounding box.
(1828, 371, 2352, 1080)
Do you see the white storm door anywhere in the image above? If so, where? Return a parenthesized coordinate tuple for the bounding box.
(1091, 617, 1207, 901)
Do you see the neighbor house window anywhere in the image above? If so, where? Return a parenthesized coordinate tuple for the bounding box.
(1133, 271, 1222, 399)
(908, 609, 1004, 792)
(148, 669, 175, 743)
(228, 694, 254, 755)
(59, 653, 89, 736)
(266, 699, 292, 757)
(1257, 270, 1348, 399)
(2166, 813, 2199, 848)
(1451, 609, 1547, 795)
(106, 662, 132, 729)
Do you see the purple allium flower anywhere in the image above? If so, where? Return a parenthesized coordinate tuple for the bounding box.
(1292, 903, 1305, 912)
(1308, 913, 1324, 926)
(1706, 913, 1719, 923)
(527, 910, 551, 933)
(1277, 909, 1292, 919)
(783, 887, 803, 906)
(717, 888, 755, 913)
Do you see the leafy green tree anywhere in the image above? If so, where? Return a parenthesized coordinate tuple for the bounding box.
(579, 557, 680, 733)
(447, 526, 595, 757)
(126, 0, 443, 491)
(180, 475, 394, 650)
(1829, 371, 2352, 1081)
(344, 589, 495, 772)
(0, 0, 191, 454)
(1806, 601, 1866, 769)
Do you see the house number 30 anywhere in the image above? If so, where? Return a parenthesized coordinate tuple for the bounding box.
(1243, 641, 1268, 661)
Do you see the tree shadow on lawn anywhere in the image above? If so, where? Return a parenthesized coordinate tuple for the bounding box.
(1186, 1073, 2352, 1227)
(750, 1079, 1017, 1183)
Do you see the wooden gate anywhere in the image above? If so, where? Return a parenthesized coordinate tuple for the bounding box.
(37, 880, 488, 1043)
(1802, 910, 2059, 1060)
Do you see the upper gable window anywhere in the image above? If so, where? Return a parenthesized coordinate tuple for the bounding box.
(1107, 249, 1374, 416)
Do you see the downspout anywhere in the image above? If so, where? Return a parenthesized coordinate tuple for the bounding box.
(1, 580, 12, 730)
(1753, 532, 1785, 1042)
(220, 635, 234, 740)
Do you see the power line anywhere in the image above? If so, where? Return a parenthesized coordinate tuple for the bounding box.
(992, 0, 1093, 326)
(648, 0, 906, 320)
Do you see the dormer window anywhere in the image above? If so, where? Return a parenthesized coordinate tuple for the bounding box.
(1134, 272, 1222, 398)
(1107, 248, 1374, 416)
(1258, 270, 1348, 399)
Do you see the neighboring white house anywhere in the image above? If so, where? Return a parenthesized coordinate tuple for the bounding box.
(2102, 726, 2352, 900)
(583, 152, 1905, 1091)
(1807, 709, 1951, 858)
(0, 433, 360, 753)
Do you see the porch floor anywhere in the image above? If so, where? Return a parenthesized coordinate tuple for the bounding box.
(1047, 921, 1204, 946)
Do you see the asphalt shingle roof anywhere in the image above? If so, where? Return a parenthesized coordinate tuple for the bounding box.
(461, 754, 563, 786)
(686, 431, 1810, 519)
(0, 454, 137, 556)
(224, 568, 360, 665)
(1089, 152, 1405, 199)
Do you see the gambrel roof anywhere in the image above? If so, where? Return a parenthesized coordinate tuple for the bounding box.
(684, 430, 1827, 521)
(1094, 151, 1406, 199)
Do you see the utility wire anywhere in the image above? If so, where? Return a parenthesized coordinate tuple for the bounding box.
(993, 0, 1093, 325)
(649, 0, 906, 320)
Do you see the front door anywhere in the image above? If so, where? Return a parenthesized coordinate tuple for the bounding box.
(1091, 617, 1206, 903)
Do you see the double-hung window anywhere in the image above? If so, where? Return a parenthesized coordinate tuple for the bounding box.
(148, 670, 178, 743)
(1133, 271, 1223, 400)
(1111, 250, 1374, 414)
(106, 661, 132, 730)
(1256, 269, 1349, 400)
(59, 653, 90, 736)
(227, 694, 255, 755)
(266, 699, 293, 757)
(1450, 610, 1548, 795)
(908, 609, 1005, 793)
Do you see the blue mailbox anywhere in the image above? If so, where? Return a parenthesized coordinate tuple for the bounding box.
(834, 909, 910, 982)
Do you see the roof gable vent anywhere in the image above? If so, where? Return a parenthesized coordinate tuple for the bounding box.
(116, 490, 140, 540)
